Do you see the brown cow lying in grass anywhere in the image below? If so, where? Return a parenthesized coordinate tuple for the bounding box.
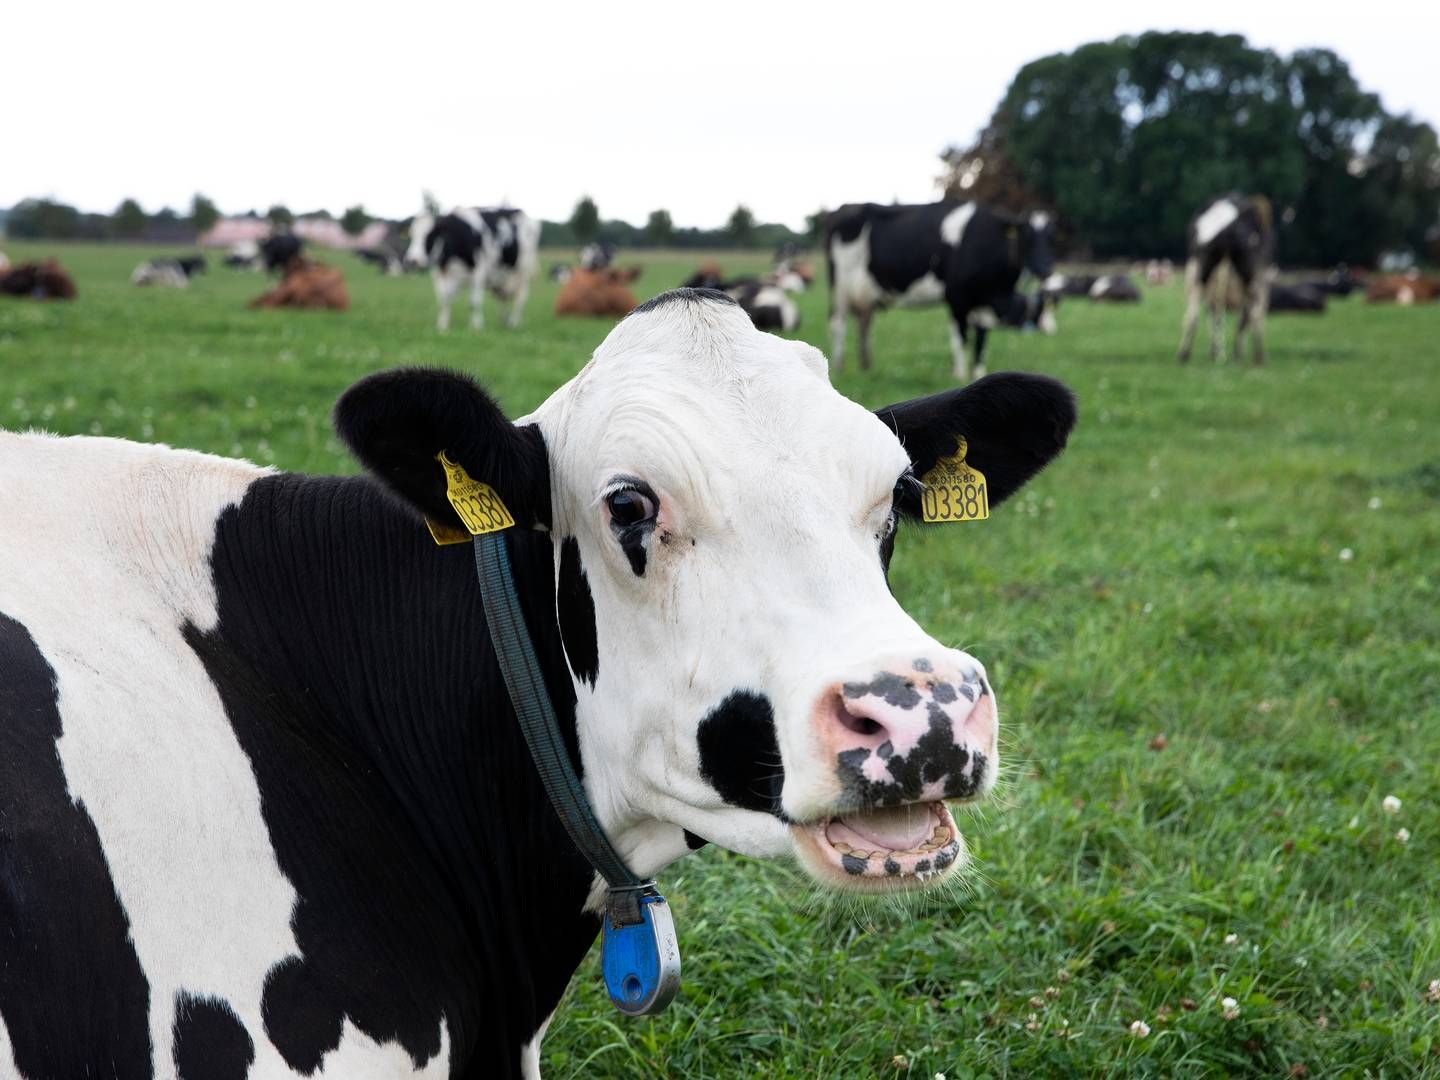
(1366, 272, 1440, 305)
(554, 266, 642, 317)
(0, 259, 77, 301)
(249, 258, 349, 312)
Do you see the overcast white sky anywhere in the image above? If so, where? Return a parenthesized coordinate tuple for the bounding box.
(7, 2, 1435, 230)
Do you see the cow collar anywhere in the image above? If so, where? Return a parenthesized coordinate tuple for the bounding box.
(471, 532, 682, 1016)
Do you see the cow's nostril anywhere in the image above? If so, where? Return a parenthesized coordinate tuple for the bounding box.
(835, 700, 883, 736)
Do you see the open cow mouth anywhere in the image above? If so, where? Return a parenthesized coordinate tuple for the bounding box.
(794, 801, 962, 889)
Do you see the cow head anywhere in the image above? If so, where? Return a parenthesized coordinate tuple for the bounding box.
(335, 290, 1075, 895)
(404, 212, 435, 269)
(1024, 211, 1056, 281)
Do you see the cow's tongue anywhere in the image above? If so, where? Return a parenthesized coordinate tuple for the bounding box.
(827, 803, 935, 852)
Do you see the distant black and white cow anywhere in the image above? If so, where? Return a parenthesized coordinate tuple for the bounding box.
(726, 278, 800, 332)
(578, 243, 615, 271)
(825, 201, 1055, 380)
(1177, 194, 1274, 364)
(131, 255, 207, 288)
(0, 289, 1075, 1079)
(1087, 274, 1141, 303)
(405, 207, 541, 331)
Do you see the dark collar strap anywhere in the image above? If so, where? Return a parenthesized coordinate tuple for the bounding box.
(472, 533, 646, 892)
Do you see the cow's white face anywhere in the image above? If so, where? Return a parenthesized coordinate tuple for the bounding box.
(336, 291, 1075, 896)
(404, 213, 435, 269)
(522, 292, 1073, 892)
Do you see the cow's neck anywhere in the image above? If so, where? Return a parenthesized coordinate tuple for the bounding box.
(191, 471, 598, 1073)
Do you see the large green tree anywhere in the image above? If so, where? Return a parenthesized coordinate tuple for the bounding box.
(113, 198, 147, 238)
(569, 197, 600, 243)
(645, 209, 674, 246)
(727, 204, 756, 247)
(190, 194, 220, 235)
(943, 32, 1440, 264)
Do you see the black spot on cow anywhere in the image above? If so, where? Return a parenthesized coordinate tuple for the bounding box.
(843, 672, 921, 710)
(841, 854, 868, 876)
(913, 658, 933, 673)
(683, 829, 709, 851)
(261, 956, 344, 1073)
(187, 472, 599, 1079)
(914, 858, 932, 875)
(932, 681, 958, 704)
(933, 846, 957, 872)
(835, 696, 987, 808)
(0, 611, 152, 1080)
(557, 537, 598, 687)
(883, 857, 901, 875)
(697, 691, 784, 815)
(173, 993, 255, 1080)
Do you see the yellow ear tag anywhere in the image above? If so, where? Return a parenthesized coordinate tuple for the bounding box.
(435, 450, 516, 536)
(425, 518, 472, 546)
(920, 437, 990, 523)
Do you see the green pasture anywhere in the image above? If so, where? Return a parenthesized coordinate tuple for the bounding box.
(3, 242, 1439, 1078)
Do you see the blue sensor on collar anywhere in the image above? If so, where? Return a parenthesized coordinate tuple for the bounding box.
(602, 890, 681, 1016)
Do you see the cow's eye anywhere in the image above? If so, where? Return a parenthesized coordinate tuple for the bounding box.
(880, 509, 898, 540)
(606, 488, 657, 527)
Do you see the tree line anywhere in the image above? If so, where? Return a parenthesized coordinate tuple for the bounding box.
(3, 197, 374, 243)
(940, 32, 1440, 265)
(2, 191, 811, 251)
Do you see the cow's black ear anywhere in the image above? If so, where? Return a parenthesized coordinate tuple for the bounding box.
(877, 372, 1076, 514)
(334, 367, 551, 531)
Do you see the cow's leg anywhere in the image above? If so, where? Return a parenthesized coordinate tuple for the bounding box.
(505, 277, 530, 329)
(948, 316, 972, 381)
(433, 264, 463, 332)
(829, 295, 848, 371)
(520, 1010, 555, 1080)
(1248, 283, 1268, 365)
(971, 325, 990, 381)
(857, 307, 874, 371)
(1177, 257, 1201, 362)
(469, 267, 488, 330)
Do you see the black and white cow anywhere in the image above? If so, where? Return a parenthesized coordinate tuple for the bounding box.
(260, 234, 304, 274)
(0, 289, 1075, 1079)
(131, 255, 207, 288)
(1177, 193, 1274, 365)
(825, 201, 1055, 380)
(405, 208, 541, 332)
(578, 243, 615, 271)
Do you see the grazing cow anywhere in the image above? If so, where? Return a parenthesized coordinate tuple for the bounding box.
(131, 255, 207, 288)
(1365, 272, 1440, 305)
(825, 201, 1056, 380)
(980, 289, 1058, 333)
(0, 259, 77, 300)
(260, 234, 304, 274)
(405, 208, 541, 331)
(248, 257, 349, 311)
(1177, 194, 1274, 364)
(1088, 275, 1142, 303)
(1267, 283, 1327, 313)
(553, 265, 642, 317)
(0, 288, 1075, 1078)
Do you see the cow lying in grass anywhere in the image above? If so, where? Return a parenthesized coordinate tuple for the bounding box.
(0, 259, 77, 301)
(248, 258, 350, 312)
(554, 265, 642, 317)
(0, 289, 1075, 1078)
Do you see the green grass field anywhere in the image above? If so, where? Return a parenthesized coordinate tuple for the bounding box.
(4, 242, 1439, 1078)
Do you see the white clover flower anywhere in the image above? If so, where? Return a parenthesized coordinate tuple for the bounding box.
(1129, 1020, 1151, 1038)
(1383, 795, 1402, 815)
(1338, 548, 1354, 562)
(1368, 496, 1382, 510)
(1396, 828, 1411, 844)
(934, 1073, 947, 1080)
(1224, 933, 1239, 946)
(1221, 997, 1240, 1020)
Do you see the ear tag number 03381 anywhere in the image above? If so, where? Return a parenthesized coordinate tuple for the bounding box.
(430, 451, 515, 542)
(920, 436, 989, 523)
(602, 891, 682, 1016)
